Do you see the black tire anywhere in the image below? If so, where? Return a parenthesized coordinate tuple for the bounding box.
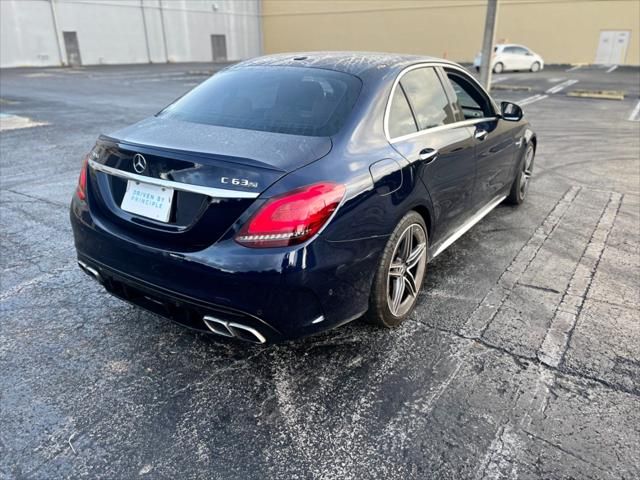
(367, 211, 428, 328)
(493, 62, 504, 74)
(506, 143, 535, 205)
(530, 61, 541, 72)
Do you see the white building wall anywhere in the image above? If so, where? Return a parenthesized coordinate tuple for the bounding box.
(1, 0, 62, 67)
(0, 0, 261, 68)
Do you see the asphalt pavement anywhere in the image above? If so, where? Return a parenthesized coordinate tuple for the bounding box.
(1, 62, 639, 479)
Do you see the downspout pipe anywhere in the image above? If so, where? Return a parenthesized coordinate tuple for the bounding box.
(49, 0, 66, 66)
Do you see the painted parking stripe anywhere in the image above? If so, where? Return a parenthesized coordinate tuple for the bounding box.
(566, 65, 582, 72)
(519, 94, 549, 106)
(628, 100, 640, 122)
(491, 76, 510, 84)
(606, 65, 618, 73)
(518, 94, 541, 104)
(545, 79, 579, 94)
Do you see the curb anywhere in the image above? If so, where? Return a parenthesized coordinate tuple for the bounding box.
(567, 90, 625, 100)
(491, 85, 532, 92)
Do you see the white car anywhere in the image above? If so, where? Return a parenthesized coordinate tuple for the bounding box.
(473, 44, 544, 73)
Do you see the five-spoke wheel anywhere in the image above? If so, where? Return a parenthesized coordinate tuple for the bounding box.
(387, 224, 427, 317)
(368, 211, 428, 327)
(507, 142, 535, 205)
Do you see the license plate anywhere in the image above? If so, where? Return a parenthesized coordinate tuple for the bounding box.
(120, 180, 174, 223)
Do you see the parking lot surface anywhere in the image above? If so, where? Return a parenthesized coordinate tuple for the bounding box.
(1, 63, 639, 479)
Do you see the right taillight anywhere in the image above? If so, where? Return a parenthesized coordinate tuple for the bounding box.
(76, 156, 88, 201)
(235, 182, 346, 248)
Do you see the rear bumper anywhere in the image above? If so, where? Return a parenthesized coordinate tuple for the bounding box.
(70, 198, 384, 342)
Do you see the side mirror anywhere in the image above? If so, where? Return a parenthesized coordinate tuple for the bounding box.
(500, 101, 523, 122)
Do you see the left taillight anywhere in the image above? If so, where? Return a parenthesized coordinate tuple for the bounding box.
(235, 182, 346, 248)
(75, 156, 88, 201)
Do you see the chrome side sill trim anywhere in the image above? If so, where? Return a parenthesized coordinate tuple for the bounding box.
(431, 195, 507, 259)
(89, 159, 260, 199)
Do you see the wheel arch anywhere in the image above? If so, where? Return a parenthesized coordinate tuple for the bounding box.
(410, 204, 433, 241)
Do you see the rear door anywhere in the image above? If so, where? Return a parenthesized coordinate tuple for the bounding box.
(387, 65, 476, 246)
(442, 67, 516, 205)
(511, 46, 533, 69)
(500, 46, 521, 71)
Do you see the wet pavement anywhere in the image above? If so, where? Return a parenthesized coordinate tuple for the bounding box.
(1, 63, 639, 479)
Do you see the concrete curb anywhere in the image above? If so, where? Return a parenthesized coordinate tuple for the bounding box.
(567, 90, 625, 100)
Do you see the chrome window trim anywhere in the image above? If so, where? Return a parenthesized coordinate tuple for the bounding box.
(89, 159, 260, 199)
(384, 62, 500, 144)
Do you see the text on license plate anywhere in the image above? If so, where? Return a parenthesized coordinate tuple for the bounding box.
(120, 180, 174, 223)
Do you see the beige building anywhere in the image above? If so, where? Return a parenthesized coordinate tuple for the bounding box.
(261, 0, 640, 66)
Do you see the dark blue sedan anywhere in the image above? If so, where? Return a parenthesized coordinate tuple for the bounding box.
(70, 52, 536, 343)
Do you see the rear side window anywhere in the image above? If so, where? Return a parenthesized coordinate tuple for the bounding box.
(400, 68, 455, 130)
(159, 66, 362, 137)
(388, 86, 418, 138)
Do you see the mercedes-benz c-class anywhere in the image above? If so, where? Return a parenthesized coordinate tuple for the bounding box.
(71, 52, 536, 343)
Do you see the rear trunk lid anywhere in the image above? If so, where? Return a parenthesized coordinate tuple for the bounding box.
(87, 117, 332, 251)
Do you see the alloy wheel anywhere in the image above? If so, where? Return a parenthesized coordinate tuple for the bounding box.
(520, 145, 534, 198)
(387, 223, 427, 317)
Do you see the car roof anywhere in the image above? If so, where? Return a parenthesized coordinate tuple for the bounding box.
(496, 44, 528, 49)
(230, 51, 462, 77)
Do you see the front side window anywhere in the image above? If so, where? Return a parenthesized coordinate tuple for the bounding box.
(445, 70, 494, 120)
(399, 68, 456, 130)
(159, 66, 362, 137)
(388, 85, 418, 138)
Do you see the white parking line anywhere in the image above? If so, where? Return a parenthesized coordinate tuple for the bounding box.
(545, 79, 579, 94)
(566, 65, 582, 72)
(491, 76, 510, 84)
(628, 100, 640, 122)
(606, 65, 618, 73)
(519, 94, 549, 106)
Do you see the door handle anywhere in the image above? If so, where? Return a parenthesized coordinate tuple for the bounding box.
(475, 129, 488, 141)
(418, 148, 439, 164)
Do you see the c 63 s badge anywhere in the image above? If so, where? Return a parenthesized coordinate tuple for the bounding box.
(221, 177, 259, 189)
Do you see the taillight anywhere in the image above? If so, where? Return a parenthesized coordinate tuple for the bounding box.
(235, 182, 346, 248)
(76, 156, 88, 201)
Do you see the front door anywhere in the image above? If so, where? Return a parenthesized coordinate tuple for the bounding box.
(442, 68, 516, 205)
(63, 31, 82, 67)
(211, 34, 227, 62)
(595, 30, 630, 65)
(386, 66, 476, 246)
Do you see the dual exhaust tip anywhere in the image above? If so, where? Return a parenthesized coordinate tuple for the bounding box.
(78, 260, 102, 284)
(78, 260, 266, 344)
(203, 316, 267, 344)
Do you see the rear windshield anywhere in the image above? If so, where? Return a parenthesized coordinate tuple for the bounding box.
(159, 66, 362, 137)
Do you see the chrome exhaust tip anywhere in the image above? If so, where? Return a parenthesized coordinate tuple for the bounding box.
(77, 260, 103, 284)
(203, 315, 266, 344)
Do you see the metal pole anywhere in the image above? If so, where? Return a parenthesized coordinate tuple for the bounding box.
(49, 0, 66, 66)
(479, 0, 499, 91)
(140, 0, 152, 63)
(158, 0, 170, 63)
(257, 0, 264, 56)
